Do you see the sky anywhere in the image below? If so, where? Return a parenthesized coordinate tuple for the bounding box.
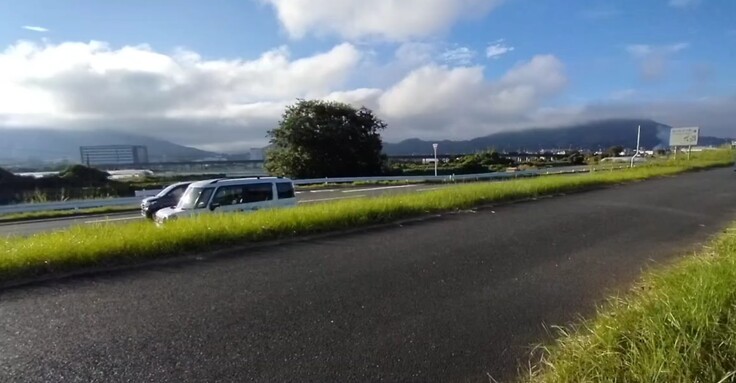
(0, 0, 734, 152)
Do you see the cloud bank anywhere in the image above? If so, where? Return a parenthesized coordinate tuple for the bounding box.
(0, 39, 733, 152)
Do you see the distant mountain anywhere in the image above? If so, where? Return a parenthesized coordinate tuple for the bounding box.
(384, 119, 732, 155)
(0, 128, 221, 164)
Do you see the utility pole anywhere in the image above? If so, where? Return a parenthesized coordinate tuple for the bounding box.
(432, 143, 438, 177)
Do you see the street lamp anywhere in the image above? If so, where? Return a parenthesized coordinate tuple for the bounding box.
(432, 143, 438, 177)
(630, 125, 641, 168)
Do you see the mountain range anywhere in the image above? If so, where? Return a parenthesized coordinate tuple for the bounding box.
(1, 119, 731, 165)
(383, 119, 731, 155)
(0, 129, 219, 165)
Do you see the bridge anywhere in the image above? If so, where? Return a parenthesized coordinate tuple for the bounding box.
(94, 152, 569, 172)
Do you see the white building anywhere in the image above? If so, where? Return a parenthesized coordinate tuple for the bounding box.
(250, 147, 265, 161)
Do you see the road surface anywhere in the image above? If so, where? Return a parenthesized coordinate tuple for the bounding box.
(0, 183, 454, 237)
(1, 168, 734, 382)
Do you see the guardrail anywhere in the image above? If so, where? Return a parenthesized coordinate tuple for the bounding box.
(0, 166, 595, 215)
(0, 197, 143, 215)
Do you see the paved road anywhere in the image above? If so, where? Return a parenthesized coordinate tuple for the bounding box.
(0, 183, 454, 237)
(1, 168, 734, 382)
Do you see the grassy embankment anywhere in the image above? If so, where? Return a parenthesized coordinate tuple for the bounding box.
(523, 220, 736, 383)
(0, 150, 732, 285)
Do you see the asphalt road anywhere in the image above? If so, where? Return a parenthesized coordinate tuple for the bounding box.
(1, 168, 734, 382)
(0, 183, 453, 237)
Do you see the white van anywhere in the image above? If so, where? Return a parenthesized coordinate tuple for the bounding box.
(154, 177, 297, 224)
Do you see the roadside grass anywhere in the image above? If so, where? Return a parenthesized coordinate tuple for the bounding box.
(522, 222, 736, 383)
(0, 206, 138, 224)
(0, 150, 732, 284)
(296, 179, 430, 190)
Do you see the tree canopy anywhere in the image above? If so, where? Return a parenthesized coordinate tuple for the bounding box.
(58, 165, 111, 185)
(0, 167, 17, 183)
(605, 145, 625, 158)
(264, 100, 387, 178)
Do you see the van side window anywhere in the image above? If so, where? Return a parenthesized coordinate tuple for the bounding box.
(212, 186, 242, 206)
(195, 188, 214, 209)
(276, 182, 295, 199)
(243, 183, 274, 203)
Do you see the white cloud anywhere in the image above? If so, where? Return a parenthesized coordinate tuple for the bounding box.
(375, 55, 567, 139)
(22, 26, 49, 32)
(441, 46, 477, 65)
(626, 42, 689, 81)
(486, 40, 514, 59)
(262, 0, 504, 41)
(394, 42, 437, 65)
(668, 0, 701, 8)
(0, 40, 361, 149)
(626, 42, 689, 57)
(3, 38, 732, 152)
(0, 38, 572, 149)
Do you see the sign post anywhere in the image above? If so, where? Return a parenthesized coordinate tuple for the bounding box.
(669, 127, 699, 160)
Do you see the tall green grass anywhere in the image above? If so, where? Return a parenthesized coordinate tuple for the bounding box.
(0, 150, 732, 284)
(523, 223, 736, 383)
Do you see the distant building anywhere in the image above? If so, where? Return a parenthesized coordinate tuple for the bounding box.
(249, 147, 265, 161)
(79, 145, 149, 167)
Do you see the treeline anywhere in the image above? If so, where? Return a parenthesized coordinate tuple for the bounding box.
(0, 165, 132, 204)
(388, 150, 587, 176)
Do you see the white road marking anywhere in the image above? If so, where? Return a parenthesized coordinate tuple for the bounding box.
(308, 189, 339, 193)
(416, 187, 446, 192)
(298, 195, 367, 203)
(341, 184, 418, 193)
(84, 216, 143, 224)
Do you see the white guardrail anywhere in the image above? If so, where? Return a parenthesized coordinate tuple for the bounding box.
(0, 166, 594, 215)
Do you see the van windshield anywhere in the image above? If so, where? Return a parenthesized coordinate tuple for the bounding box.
(156, 183, 183, 198)
(177, 187, 214, 210)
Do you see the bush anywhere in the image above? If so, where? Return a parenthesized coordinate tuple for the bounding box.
(58, 165, 111, 185)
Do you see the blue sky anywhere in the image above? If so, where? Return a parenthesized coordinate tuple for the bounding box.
(0, 0, 734, 150)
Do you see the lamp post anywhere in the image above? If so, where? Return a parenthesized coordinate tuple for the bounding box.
(630, 125, 641, 168)
(432, 143, 438, 177)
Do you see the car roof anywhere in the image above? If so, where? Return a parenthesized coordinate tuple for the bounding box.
(188, 177, 292, 188)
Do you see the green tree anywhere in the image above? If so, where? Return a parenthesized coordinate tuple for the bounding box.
(59, 165, 110, 185)
(566, 150, 586, 165)
(605, 145, 625, 158)
(455, 150, 513, 173)
(0, 167, 17, 183)
(265, 99, 387, 178)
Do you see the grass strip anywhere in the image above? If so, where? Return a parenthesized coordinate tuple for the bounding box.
(296, 179, 428, 191)
(0, 150, 732, 285)
(522, 220, 736, 383)
(0, 206, 138, 224)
